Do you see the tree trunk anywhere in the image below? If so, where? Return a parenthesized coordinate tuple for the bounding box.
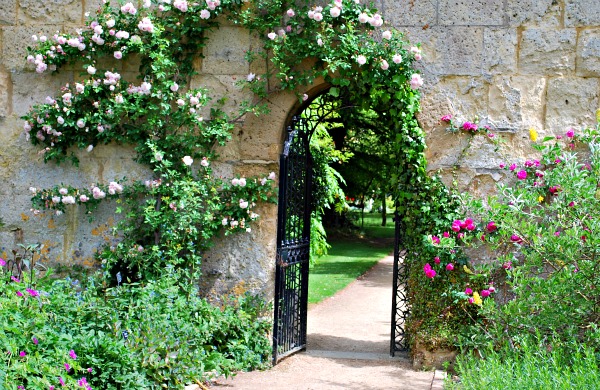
(381, 190, 387, 226)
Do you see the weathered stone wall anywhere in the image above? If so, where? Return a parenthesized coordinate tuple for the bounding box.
(378, 0, 600, 195)
(1, 1, 599, 298)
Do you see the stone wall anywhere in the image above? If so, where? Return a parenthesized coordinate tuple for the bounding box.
(378, 0, 600, 195)
(1, 0, 599, 298)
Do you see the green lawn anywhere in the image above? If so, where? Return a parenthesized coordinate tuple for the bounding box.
(351, 212, 396, 239)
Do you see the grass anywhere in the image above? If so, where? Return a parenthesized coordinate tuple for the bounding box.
(308, 213, 395, 304)
(351, 212, 396, 239)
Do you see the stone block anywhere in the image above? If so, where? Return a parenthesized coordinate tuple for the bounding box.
(202, 27, 250, 75)
(519, 29, 577, 75)
(545, 77, 599, 133)
(190, 73, 253, 119)
(439, 0, 505, 26)
(2, 26, 61, 71)
(18, 0, 82, 24)
(11, 70, 74, 116)
(483, 28, 517, 75)
(419, 76, 489, 131)
(565, 0, 600, 27)
(425, 127, 472, 170)
(0, 71, 10, 117)
(403, 27, 484, 76)
(488, 76, 546, 132)
(383, 0, 437, 27)
(507, 0, 561, 27)
(0, 0, 17, 25)
(577, 29, 600, 77)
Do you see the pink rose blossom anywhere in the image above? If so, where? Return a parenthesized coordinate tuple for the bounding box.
(481, 289, 490, 298)
(434, 257, 440, 264)
(465, 288, 473, 295)
(440, 114, 452, 122)
(287, 9, 295, 17)
(410, 74, 423, 89)
(566, 128, 575, 138)
(446, 263, 454, 271)
(516, 170, 527, 180)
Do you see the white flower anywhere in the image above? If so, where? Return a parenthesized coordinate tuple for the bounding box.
(287, 9, 295, 17)
(86, 145, 94, 152)
(52, 196, 61, 204)
(170, 83, 179, 92)
(92, 186, 106, 199)
(139, 81, 152, 95)
(121, 2, 137, 15)
(302, 93, 309, 101)
(62, 93, 72, 104)
(75, 83, 85, 93)
(29, 187, 37, 194)
(200, 9, 210, 19)
(106, 19, 116, 28)
(182, 156, 193, 166)
(177, 98, 185, 106)
(268, 171, 276, 180)
(200, 157, 209, 167)
(317, 38, 323, 46)
(62, 196, 76, 204)
(358, 12, 369, 23)
(59, 187, 68, 195)
(239, 199, 249, 209)
(330, 6, 340, 17)
(115, 94, 124, 104)
(87, 65, 96, 75)
(392, 54, 402, 64)
(357, 55, 367, 65)
(155, 152, 163, 161)
(114, 51, 123, 59)
(238, 178, 246, 187)
(380, 59, 389, 70)
(94, 25, 104, 35)
(76, 119, 85, 128)
(40, 35, 47, 42)
(57, 116, 65, 125)
(108, 181, 123, 194)
(410, 73, 423, 89)
(115, 30, 130, 39)
(79, 194, 89, 202)
(231, 178, 240, 186)
(24, 122, 32, 131)
(382, 30, 392, 40)
(267, 32, 277, 40)
(247, 73, 255, 82)
(313, 12, 323, 21)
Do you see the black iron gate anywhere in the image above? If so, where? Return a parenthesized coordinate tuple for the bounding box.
(272, 116, 312, 364)
(391, 211, 410, 355)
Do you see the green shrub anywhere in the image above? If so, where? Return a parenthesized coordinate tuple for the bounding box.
(0, 265, 270, 389)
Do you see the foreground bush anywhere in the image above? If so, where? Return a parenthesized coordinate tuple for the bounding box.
(446, 338, 599, 390)
(0, 265, 270, 389)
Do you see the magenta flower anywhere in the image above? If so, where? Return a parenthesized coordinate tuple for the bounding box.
(59, 377, 65, 386)
(549, 185, 560, 194)
(19, 351, 26, 357)
(499, 163, 505, 169)
(440, 114, 452, 122)
(451, 222, 461, 232)
(50, 386, 55, 390)
(69, 349, 77, 359)
(503, 261, 513, 269)
(457, 232, 465, 239)
(423, 263, 436, 278)
(443, 231, 450, 238)
(566, 128, 575, 138)
(486, 221, 497, 232)
(481, 289, 491, 298)
(462, 121, 478, 132)
(26, 288, 39, 297)
(509, 163, 517, 171)
(468, 297, 474, 304)
(446, 263, 454, 271)
(32, 337, 38, 345)
(64, 363, 71, 372)
(516, 170, 527, 180)
(434, 257, 441, 264)
(77, 377, 88, 386)
(431, 236, 440, 244)
(16, 291, 23, 297)
(465, 287, 473, 295)
(510, 234, 523, 243)
(480, 234, 486, 241)
(466, 223, 476, 231)
(568, 201, 575, 207)
(11, 276, 20, 283)
(0, 258, 5, 266)
(488, 286, 496, 293)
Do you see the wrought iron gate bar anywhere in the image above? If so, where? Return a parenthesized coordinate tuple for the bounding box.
(391, 211, 410, 355)
(273, 116, 312, 364)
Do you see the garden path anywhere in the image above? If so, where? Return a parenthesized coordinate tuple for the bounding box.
(210, 254, 442, 389)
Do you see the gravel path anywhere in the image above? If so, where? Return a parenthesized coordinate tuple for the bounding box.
(211, 254, 440, 389)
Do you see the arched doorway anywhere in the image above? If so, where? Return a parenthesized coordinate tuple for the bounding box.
(272, 92, 410, 364)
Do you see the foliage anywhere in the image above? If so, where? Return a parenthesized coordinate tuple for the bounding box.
(422, 118, 600, 355)
(0, 263, 271, 389)
(446, 337, 600, 390)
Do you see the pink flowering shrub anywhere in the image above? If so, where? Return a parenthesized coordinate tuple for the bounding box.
(424, 119, 600, 353)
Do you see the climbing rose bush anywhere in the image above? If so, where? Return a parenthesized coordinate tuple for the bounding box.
(424, 119, 600, 352)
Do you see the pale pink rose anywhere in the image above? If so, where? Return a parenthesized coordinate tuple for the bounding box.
(330, 6, 341, 17)
(414, 53, 422, 60)
(200, 9, 210, 19)
(57, 116, 65, 125)
(39, 35, 47, 42)
(182, 156, 193, 166)
(93, 25, 103, 35)
(62, 93, 72, 103)
(267, 32, 276, 40)
(115, 30, 130, 39)
(59, 188, 68, 195)
(200, 157, 209, 167)
(79, 195, 89, 202)
(115, 94, 124, 104)
(382, 30, 392, 40)
(380, 59, 389, 70)
(239, 199, 249, 209)
(358, 12, 369, 23)
(87, 65, 96, 75)
(410, 74, 423, 89)
(357, 55, 367, 65)
(231, 178, 240, 186)
(302, 93, 308, 101)
(86, 144, 94, 152)
(268, 172, 276, 180)
(138, 17, 154, 33)
(392, 54, 402, 64)
(313, 12, 323, 21)
(121, 2, 137, 15)
(308, 10, 315, 19)
(287, 9, 295, 17)
(317, 38, 323, 46)
(62, 196, 76, 204)
(247, 73, 255, 82)
(114, 51, 123, 59)
(106, 19, 115, 28)
(76, 119, 85, 128)
(174, 0, 188, 12)
(75, 83, 85, 93)
(170, 83, 179, 92)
